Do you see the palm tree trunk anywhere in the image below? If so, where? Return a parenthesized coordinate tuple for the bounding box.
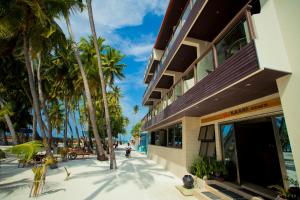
(64, 98, 68, 148)
(0, 100, 18, 145)
(87, 0, 116, 169)
(23, 33, 51, 154)
(71, 111, 81, 147)
(32, 110, 37, 140)
(4, 114, 18, 145)
(68, 121, 74, 147)
(65, 16, 106, 160)
(37, 54, 53, 146)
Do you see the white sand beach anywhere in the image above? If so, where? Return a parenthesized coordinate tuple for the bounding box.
(0, 147, 196, 200)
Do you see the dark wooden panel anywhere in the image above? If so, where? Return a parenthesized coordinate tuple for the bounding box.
(145, 74, 153, 84)
(150, 60, 159, 73)
(143, 68, 288, 131)
(154, 0, 189, 50)
(188, 0, 249, 41)
(149, 91, 161, 99)
(142, 42, 261, 131)
(168, 44, 197, 72)
(156, 75, 173, 89)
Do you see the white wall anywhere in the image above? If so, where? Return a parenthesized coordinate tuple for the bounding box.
(270, 0, 300, 182)
(252, 0, 291, 72)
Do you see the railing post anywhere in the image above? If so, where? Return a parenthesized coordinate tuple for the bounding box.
(245, 6, 256, 40)
(213, 45, 218, 69)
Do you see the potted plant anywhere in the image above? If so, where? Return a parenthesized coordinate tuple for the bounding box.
(211, 160, 228, 181)
(269, 185, 300, 200)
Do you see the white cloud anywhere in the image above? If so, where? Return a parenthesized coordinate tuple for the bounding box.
(57, 0, 168, 62)
(57, 0, 167, 135)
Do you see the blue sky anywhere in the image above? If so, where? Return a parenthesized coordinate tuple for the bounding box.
(57, 0, 168, 140)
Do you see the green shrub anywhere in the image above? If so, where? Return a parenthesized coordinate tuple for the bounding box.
(0, 149, 5, 159)
(9, 141, 43, 161)
(189, 156, 229, 179)
(189, 156, 214, 179)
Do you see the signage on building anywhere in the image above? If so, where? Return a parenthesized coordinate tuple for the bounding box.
(201, 98, 281, 123)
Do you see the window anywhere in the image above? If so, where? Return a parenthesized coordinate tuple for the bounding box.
(216, 18, 250, 66)
(167, 127, 175, 146)
(198, 125, 216, 158)
(167, 90, 174, 106)
(196, 50, 214, 82)
(174, 123, 182, 148)
(183, 70, 194, 93)
(174, 81, 182, 100)
(150, 123, 182, 149)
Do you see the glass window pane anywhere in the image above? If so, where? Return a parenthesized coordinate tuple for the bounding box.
(175, 124, 182, 148)
(221, 124, 238, 182)
(196, 50, 214, 82)
(159, 129, 167, 146)
(168, 127, 175, 147)
(276, 116, 299, 186)
(167, 90, 174, 105)
(206, 125, 215, 140)
(216, 18, 250, 66)
(174, 82, 182, 99)
(199, 142, 207, 156)
(207, 142, 216, 158)
(183, 70, 194, 93)
(199, 126, 207, 140)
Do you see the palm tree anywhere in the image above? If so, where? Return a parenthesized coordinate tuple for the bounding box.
(0, 0, 64, 153)
(133, 105, 139, 115)
(87, 0, 118, 169)
(59, 2, 106, 160)
(102, 47, 125, 86)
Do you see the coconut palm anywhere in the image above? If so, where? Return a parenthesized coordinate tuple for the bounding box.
(133, 105, 139, 115)
(58, 1, 106, 160)
(102, 47, 126, 86)
(0, 0, 66, 153)
(87, 0, 118, 169)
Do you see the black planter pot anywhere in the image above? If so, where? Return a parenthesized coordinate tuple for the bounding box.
(182, 175, 194, 189)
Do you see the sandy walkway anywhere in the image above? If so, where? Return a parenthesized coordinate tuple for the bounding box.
(0, 147, 196, 200)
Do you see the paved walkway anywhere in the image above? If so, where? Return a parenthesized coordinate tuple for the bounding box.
(0, 147, 196, 200)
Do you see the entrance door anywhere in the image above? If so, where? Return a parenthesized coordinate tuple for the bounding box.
(234, 117, 283, 187)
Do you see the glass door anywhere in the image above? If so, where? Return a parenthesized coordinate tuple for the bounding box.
(273, 116, 299, 188)
(220, 123, 240, 184)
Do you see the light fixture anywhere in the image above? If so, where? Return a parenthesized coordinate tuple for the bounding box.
(245, 83, 252, 87)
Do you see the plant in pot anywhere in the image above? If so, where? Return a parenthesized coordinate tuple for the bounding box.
(189, 156, 213, 180)
(211, 160, 228, 181)
(269, 185, 300, 200)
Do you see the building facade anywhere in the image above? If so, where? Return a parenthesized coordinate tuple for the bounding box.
(141, 0, 300, 196)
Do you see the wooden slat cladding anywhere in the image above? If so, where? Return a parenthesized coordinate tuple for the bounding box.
(142, 42, 259, 131)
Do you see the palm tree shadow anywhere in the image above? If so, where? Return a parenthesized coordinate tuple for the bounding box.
(0, 178, 31, 198)
(83, 155, 176, 200)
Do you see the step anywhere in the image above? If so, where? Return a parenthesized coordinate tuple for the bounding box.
(206, 181, 263, 200)
(193, 189, 222, 200)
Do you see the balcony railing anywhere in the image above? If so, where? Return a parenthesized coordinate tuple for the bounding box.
(143, 0, 196, 100)
(144, 50, 154, 80)
(142, 7, 255, 128)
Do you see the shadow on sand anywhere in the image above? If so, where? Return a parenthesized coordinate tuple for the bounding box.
(83, 149, 175, 200)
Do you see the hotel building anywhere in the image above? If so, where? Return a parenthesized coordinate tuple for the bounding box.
(141, 0, 300, 198)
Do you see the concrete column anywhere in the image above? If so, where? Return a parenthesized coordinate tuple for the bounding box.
(273, 0, 300, 181)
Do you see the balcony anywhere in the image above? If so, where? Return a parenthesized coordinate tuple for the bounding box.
(142, 0, 257, 106)
(141, 9, 289, 131)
